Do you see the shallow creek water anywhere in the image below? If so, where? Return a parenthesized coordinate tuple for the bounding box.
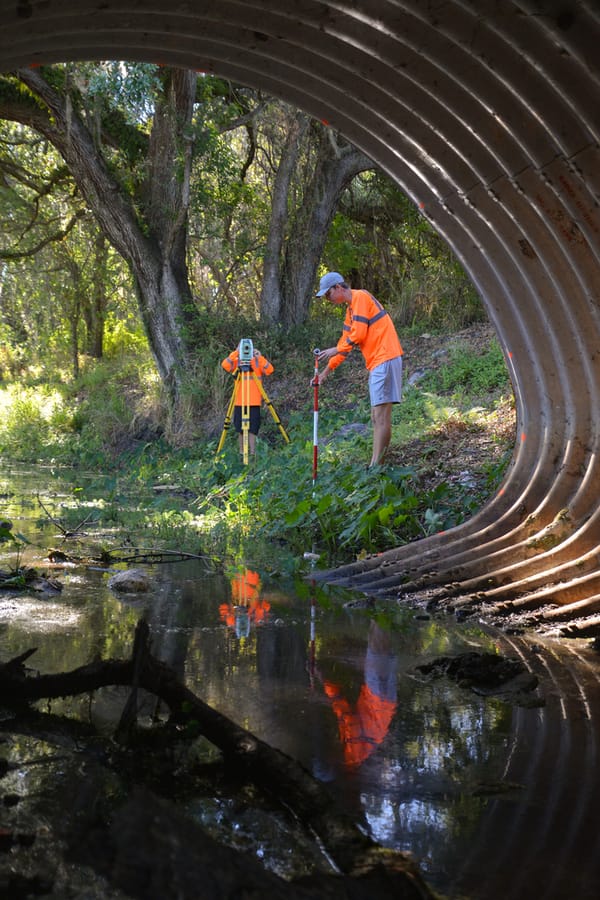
(1, 463, 600, 899)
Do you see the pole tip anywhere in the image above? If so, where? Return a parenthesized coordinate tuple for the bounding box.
(313, 348, 320, 355)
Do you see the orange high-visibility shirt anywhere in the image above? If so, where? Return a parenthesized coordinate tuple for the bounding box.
(327, 289, 403, 372)
(222, 350, 274, 406)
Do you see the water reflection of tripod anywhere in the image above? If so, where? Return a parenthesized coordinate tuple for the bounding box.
(216, 358, 290, 464)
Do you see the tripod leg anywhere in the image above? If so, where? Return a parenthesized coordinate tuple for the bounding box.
(216, 374, 240, 456)
(253, 375, 290, 444)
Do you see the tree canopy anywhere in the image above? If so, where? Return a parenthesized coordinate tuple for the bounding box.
(0, 61, 480, 403)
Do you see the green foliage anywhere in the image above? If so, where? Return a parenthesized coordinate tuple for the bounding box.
(0, 63, 486, 400)
(0, 386, 59, 458)
(84, 61, 159, 124)
(420, 340, 508, 397)
(322, 169, 484, 331)
(175, 308, 345, 434)
(0, 520, 31, 575)
(0, 342, 161, 465)
(0, 109, 134, 383)
(243, 455, 482, 556)
(102, 314, 150, 358)
(105, 356, 505, 565)
(84, 425, 495, 566)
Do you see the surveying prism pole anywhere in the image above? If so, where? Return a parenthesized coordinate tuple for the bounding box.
(312, 349, 320, 487)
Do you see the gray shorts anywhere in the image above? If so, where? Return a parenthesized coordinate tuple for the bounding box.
(369, 356, 403, 406)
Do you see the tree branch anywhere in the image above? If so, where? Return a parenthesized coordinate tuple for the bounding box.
(0, 208, 87, 259)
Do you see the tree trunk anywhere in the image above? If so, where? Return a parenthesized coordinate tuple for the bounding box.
(70, 290, 81, 380)
(85, 231, 109, 359)
(260, 122, 372, 326)
(283, 132, 372, 325)
(10, 67, 197, 401)
(260, 112, 309, 323)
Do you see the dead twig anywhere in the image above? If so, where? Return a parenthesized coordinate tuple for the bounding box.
(36, 492, 98, 539)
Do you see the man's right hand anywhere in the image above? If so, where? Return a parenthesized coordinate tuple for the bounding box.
(318, 347, 336, 363)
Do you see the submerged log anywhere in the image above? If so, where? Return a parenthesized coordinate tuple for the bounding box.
(68, 786, 434, 900)
(0, 621, 435, 899)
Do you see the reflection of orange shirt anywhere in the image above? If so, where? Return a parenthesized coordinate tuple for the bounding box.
(219, 599, 271, 627)
(220, 570, 270, 630)
(323, 680, 396, 767)
(231, 569, 261, 605)
(248, 598, 270, 623)
(219, 603, 236, 628)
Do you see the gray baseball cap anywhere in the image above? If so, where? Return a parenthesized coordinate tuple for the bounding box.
(316, 271, 344, 296)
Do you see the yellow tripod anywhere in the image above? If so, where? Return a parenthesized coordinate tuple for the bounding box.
(216, 368, 290, 464)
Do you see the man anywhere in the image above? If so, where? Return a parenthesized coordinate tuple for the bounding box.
(222, 342, 274, 457)
(314, 272, 403, 466)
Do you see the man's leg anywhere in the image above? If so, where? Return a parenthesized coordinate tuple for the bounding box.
(370, 403, 392, 466)
(249, 406, 260, 455)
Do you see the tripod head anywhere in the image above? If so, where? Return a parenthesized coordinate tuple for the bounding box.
(238, 338, 254, 371)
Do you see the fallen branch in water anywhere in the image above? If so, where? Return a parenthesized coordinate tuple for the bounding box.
(36, 492, 98, 538)
(99, 546, 217, 567)
(46, 546, 217, 568)
(0, 621, 435, 899)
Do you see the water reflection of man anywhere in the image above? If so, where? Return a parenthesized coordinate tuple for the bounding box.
(219, 568, 271, 638)
(323, 621, 397, 767)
